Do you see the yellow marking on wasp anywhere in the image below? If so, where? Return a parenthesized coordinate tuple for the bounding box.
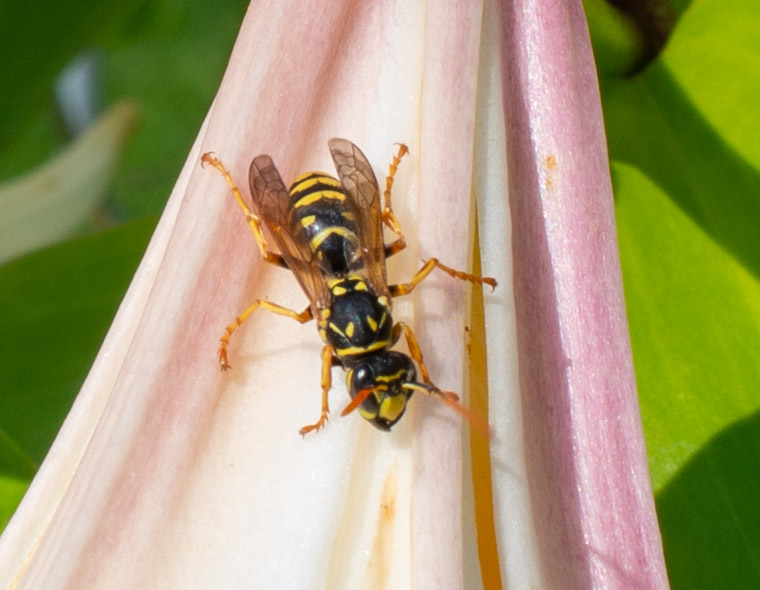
(345, 322, 355, 338)
(356, 385, 388, 421)
(366, 315, 378, 332)
(335, 340, 390, 357)
(353, 280, 368, 291)
(327, 277, 347, 289)
(377, 296, 390, 309)
(332, 285, 347, 296)
(294, 189, 346, 208)
(318, 309, 330, 330)
(379, 395, 407, 423)
(375, 368, 408, 383)
(342, 211, 355, 221)
(310, 226, 357, 253)
(291, 173, 341, 193)
(329, 322, 346, 338)
(299, 214, 317, 228)
(359, 407, 378, 421)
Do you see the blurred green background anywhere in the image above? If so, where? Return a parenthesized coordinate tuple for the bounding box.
(589, 0, 760, 587)
(0, 0, 246, 531)
(1, 1, 759, 588)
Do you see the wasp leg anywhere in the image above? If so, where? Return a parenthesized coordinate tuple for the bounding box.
(201, 153, 288, 269)
(384, 239, 406, 259)
(389, 258, 497, 297)
(381, 143, 410, 259)
(392, 321, 436, 387)
(219, 301, 312, 370)
(299, 345, 335, 436)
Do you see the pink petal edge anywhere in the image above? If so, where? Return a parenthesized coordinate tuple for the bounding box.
(493, 0, 669, 587)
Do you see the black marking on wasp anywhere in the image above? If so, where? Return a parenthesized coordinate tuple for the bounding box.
(201, 139, 496, 435)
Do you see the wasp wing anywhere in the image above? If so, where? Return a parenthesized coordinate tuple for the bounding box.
(327, 138, 390, 299)
(249, 154, 330, 312)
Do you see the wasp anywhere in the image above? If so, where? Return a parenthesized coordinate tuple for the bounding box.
(201, 139, 496, 435)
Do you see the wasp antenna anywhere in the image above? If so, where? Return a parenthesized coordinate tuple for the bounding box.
(404, 383, 491, 437)
(437, 391, 491, 438)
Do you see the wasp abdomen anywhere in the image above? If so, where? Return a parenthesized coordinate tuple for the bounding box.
(289, 171, 360, 276)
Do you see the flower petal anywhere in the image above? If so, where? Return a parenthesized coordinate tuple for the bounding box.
(482, 0, 669, 587)
(0, 1, 489, 587)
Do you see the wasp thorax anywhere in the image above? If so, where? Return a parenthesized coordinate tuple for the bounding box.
(324, 277, 392, 357)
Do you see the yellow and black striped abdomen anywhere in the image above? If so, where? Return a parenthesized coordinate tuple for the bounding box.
(289, 171, 360, 277)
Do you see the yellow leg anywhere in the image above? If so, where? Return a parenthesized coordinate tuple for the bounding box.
(383, 238, 406, 260)
(389, 258, 497, 297)
(381, 143, 409, 256)
(392, 322, 438, 388)
(219, 300, 312, 370)
(299, 345, 335, 436)
(201, 152, 287, 268)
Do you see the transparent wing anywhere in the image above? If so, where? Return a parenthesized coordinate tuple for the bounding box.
(249, 154, 330, 310)
(328, 138, 389, 298)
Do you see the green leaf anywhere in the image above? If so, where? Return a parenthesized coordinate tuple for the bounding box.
(601, 0, 760, 586)
(614, 146, 760, 585)
(0, 427, 36, 482)
(0, 0, 247, 539)
(0, 428, 36, 532)
(657, 411, 760, 588)
(0, 0, 248, 220)
(0, 2, 138, 151)
(0, 101, 137, 264)
(602, 1, 760, 279)
(583, 0, 645, 75)
(0, 476, 30, 533)
(0, 217, 155, 467)
(615, 163, 760, 488)
(104, 0, 248, 218)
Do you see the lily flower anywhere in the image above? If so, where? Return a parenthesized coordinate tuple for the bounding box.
(0, 0, 669, 588)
